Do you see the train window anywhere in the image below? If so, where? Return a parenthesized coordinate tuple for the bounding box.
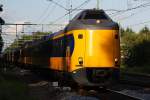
(78, 34, 83, 39)
(84, 12, 108, 20)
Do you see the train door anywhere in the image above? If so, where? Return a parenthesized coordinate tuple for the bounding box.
(64, 32, 75, 72)
(63, 34, 71, 72)
(66, 46, 70, 71)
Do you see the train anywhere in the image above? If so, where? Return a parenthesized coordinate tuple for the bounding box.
(1, 9, 120, 87)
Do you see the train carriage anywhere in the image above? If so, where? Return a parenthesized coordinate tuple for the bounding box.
(2, 9, 120, 87)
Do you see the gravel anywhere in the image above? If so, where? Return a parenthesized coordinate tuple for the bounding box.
(120, 89, 150, 100)
(110, 84, 150, 100)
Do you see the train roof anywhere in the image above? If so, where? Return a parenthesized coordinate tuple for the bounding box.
(65, 9, 119, 32)
(20, 30, 64, 49)
(71, 9, 111, 21)
(41, 34, 52, 40)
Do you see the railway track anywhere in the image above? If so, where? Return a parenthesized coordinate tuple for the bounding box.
(106, 89, 142, 100)
(72, 87, 143, 100)
(2, 67, 150, 100)
(120, 72, 150, 87)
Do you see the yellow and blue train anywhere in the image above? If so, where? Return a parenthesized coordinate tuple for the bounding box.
(2, 9, 120, 87)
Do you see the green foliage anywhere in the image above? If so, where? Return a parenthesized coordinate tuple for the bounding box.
(121, 27, 150, 68)
(139, 26, 149, 35)
(120, 27, 125, 37)
(5, 31, 52, 50)
(120, 27, 135, 38)
(32, 31, 51, 40)
(125, 27, 134, 34)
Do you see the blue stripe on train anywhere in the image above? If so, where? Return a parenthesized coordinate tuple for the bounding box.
(68, 35, 74, 56)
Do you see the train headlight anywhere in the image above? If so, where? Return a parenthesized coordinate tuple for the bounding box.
(96, 20, 101, 23)
(73, 71, 76, 74)
(115, 58, 118, 62)
(78, 57, 83, 65)
(115, 58, 118, 64)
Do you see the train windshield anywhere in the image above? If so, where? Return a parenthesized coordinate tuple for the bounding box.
(84, 11, 108, 20)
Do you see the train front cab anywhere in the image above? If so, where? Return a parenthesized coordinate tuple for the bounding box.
(70, 29, 120, 86)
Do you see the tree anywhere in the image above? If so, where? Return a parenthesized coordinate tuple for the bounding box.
(126, 27, 135, 34)
(5, 31, 52, 50)
(139, 26, 149, 35)
(121, 31, 137, 67)
(0, 5, 4, 54)
(0, 34, 3, 53)
(120, 27, 125, 37)
(120, 27, 135, 39)
(121, 26, 150, 67)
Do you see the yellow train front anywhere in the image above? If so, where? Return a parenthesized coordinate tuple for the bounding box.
(51, 9, 120, 86)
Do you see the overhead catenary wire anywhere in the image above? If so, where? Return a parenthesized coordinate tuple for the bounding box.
(39, 3, 57, 24)
(34, 2, 52, 23)
(110, 1, 150, 17)
(114, 6, 150, 22)
(48, 0, 68, 11)
(1, 23, 66, 36)
(126, 20, 150, 27)
(50, 0, 91, 24)
(2, 0, 91, 43)
(49, 0, 150, 25)
(111, 1, 150, 29)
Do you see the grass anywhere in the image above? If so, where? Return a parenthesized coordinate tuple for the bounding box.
(0, 71, 34, 100)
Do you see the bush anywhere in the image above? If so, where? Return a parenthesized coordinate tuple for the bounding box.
(121, 27, 150, 68)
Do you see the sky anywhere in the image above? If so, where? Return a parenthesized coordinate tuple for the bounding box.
(1, 0, 150, 47)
